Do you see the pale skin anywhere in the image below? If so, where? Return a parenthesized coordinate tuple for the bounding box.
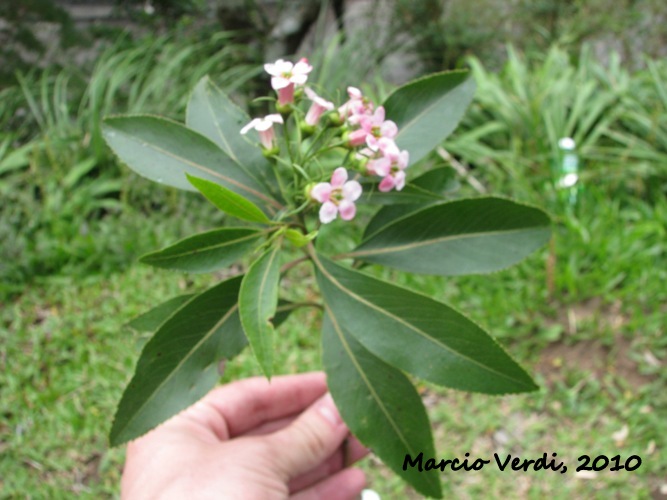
(121, 372, 369, 499)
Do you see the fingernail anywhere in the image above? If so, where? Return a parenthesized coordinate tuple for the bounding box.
(317, 393, 343, 427)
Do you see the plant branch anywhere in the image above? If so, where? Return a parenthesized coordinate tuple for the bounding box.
(436, 146, 487, 194)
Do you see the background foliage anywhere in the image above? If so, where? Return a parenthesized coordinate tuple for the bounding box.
(1, 0, 665, 497)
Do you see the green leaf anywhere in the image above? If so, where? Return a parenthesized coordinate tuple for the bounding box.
(314, 253, 537, 394)
(362, 166, 459, 207)
(361, 182, 444, 205)
(126, 294, 195, 332)
(351, 197, 551, 276)
(285, 228, 317, 247)
(102, 115, 281, 210)
(186, 174, 270, 223)
(384, 71, 476, 166)
(186, 76, 278, 196)
(140, 228, 264, 273)
(110, 276, 246, 446)
(0, 141, 32, 175)
(239, 245, 282, 378)
(323, 311, 441, 498)
(364, 167, 459, 238)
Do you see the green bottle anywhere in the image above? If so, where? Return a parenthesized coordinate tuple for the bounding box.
(554, 137, 580, 206)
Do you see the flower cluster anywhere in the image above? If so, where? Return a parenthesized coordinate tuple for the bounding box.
(240, 58, 411, 224)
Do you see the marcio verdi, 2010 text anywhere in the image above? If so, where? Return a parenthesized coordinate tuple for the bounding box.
(403, 452, 643, 474)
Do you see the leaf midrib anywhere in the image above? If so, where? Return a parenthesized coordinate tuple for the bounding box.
(112, 125, 281, 209)
(350, 226, 547, 258)
(204, 85, 237, 164)
(392, 73, 469, 145)
(314, 253, 530, 387)
(190, 175, 268, 223)
(145, 230, 262, 262)
(114, 303, 238, 441)
(255, 247, 279, 362)
(326, 306, 420, 458)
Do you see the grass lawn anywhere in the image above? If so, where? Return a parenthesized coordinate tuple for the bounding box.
(1, 185, 665, 498)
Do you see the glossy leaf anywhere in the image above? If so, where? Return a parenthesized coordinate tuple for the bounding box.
(360, 182, 444, 206)
(322, 311, 441, 498)
(352, 197, 551, 276)
(187, 174, 270, 223)
(126, 294, 195, 332)
(239, 245, 282, 378)
(186, 77, 278, 196)
(110, 276, 246, 446)
(363, 166, 459, 207)
(364, 167, 459, 238)
(314, 253, 537, 394)
(140, 228, 264, 273)
(285, 228, 317, 247)
(384, 71, 476, 166)
(102, 115, 281, 210)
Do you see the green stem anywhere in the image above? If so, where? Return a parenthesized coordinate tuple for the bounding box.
(280, 255, 309, 274)
(275, 301, 323, 313)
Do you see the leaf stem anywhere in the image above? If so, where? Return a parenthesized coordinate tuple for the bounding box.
(280, 255, 309, 274)
(275, 301, 323, 313)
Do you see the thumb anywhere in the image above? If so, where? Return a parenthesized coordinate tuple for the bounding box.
(265, 393, 349, 480)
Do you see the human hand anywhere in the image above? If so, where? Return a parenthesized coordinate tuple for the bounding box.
(121, 372, 369, 499)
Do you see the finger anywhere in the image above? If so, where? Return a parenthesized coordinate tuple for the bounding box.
(202, 371, 328, 438)
(266, 393, 349, 481)
(290, 468, 366, 500)
(289, 436, 369, 493)
(242, 415, 296, 436)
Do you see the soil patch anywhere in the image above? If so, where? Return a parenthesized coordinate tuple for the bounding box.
(538, 335, 654, 388)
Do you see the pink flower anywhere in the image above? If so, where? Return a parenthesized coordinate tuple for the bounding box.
(264, 58, 313, 105)
(304, 87, 334, 126)
(359, 139, 409, 192)
(240, 114, 283, 149)
(339, 86, 374, 125)
(310, 167, 362, 223)
(359, 106, 398, 150)
(347, 128, 369, 147)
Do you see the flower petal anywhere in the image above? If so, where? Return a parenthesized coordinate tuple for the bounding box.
(378, 137, 398, 156)
(347, 87, 362, 99)
(240, 118, 260, 135)
(263, 62, 280, 76)
(293, 58, 313, 75)
(373, 106, 386, 123)
(338, 200, 357, 220)
(271, 76, 291, 90)
(379, 175, 396, 192)
(399, 151, 409, 169)
(266, 114, 284, 124)
(347, 129, 368, 147)
(380, 120, 398, 139)
(291, 74, 308, 86)
(342, 180, 362, 201)
(394, 170, 406, 190)
(254, 119, 274, 132)
(310, 182, 332, 203)
(366, 134, 380, 151)
(369, 157, 390, 176)
(319, 201, 338, 224)
(331, 167, 348, 187)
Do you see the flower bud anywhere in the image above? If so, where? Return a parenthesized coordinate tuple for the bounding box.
(326, 111, 344, 127)
(300, 122, 316, 138)
(304, 182, 318, 200)
(294, 86, 305, 101)
(276, 102, 292, 115)
(262, 145, 280, 157)
(353, 155, 369, 173)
